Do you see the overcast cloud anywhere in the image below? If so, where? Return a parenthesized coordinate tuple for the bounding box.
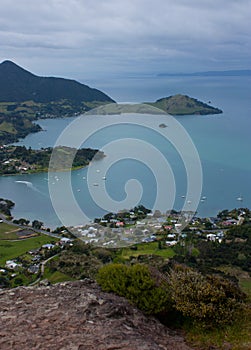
(0, 0, 250, 78)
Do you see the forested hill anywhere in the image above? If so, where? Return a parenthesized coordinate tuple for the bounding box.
(0, 60, 114, 104)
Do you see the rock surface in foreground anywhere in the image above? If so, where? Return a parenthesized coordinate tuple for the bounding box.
(0, 280, 193, 350)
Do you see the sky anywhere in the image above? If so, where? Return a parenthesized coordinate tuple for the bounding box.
(0, 0, 250, 79)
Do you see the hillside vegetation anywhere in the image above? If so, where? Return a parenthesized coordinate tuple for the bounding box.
(0, 60, 115, 144)
(0, 60, 114, 105)
(147, 94, 222, 115)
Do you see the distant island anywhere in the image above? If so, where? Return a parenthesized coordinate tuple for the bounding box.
(146, 94, 222, 115)
(158, 69, 251, 77)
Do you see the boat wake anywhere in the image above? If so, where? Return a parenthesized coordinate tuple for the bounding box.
(15, 181, 45, 196)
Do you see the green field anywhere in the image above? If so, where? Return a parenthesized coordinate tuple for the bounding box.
(0, 235, 58, 266)
(43, 266, 75, 284)
(0, 222, 20, 240)
(0, 121, 17, 134)
(120, 241, 175, 260)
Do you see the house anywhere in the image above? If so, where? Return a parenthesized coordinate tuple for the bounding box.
(217, 231, 224, 238)
(42, 243, 55, 250)
(87, 233, 96, 238)
(136, 221, 145, 225)
(28, 265, 40, 274)
(116, 222, 124, 227)
(28, 248, 40, 255)
(142, 229, 150, 234)
(222, 219, 238, 226)
(154, 224, 162, 229)
(206, 234, 217, 242)
(88, 226, 98, 233)
(81, 229, 89, 236)
(60, 237, 73, 244)
(5, 260, 20, 270)
(165, 240, 178, 246)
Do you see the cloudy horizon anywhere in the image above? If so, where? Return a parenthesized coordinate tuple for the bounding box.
(0, 0, 250, 80)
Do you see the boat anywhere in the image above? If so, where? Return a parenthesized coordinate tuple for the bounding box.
(202, 196, 207, 200)
(237, 196, 243, 201)
(77, 189, 81, 192)
(102, 176, 106, 180)
(181, 195, 185, 198)
(159, 123, 167, 128)
(93, 183, 99, 186)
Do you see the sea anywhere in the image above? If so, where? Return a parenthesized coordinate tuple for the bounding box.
(0, 74, 250, 228)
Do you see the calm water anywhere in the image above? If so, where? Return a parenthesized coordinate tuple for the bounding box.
(1, 75, 250, 227)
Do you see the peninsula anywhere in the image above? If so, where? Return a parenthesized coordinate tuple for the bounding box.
(0, 145, 104, 175)
(0, 60, 114, 144)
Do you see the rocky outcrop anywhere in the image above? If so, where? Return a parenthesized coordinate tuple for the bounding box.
(0, 280, 193, 350)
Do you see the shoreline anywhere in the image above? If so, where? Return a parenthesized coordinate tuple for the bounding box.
(0, 165, 86, 177)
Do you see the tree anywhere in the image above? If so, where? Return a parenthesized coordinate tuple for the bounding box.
(32, 220, 43, 229)
(13, 218, 30, 226)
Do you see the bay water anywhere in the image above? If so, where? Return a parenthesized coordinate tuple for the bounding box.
(0, 75, 250, 227)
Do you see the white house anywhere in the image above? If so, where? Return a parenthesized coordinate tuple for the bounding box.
(42, 243, 55, 250)
(206, 234, 217, 242)
(5, 260, 20, 270)
(166, 240, 178, 246)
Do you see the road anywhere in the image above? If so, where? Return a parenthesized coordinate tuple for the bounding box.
(0, 213, 61, 239)
(41, 254, 59, 276)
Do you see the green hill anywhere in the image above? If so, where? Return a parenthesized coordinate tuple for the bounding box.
(0, 60, 115, 120)
(147, 94, 222, 115)
(0, 60, 114, 104)
(0, 60, 115, 144)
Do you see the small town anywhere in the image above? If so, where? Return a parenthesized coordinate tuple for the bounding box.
(1, 204, 250, 290)
(70, 205, 249, 247)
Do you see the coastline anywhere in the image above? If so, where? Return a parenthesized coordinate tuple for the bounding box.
(0, 165, 87, 177)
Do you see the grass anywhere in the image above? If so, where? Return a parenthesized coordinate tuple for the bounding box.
(0, 222, 20, 240)
(185, 309, 251, 350)
(0, 121, 17, 134)
(0, 235, 58, 266)
(216, 265, 251, 298)
(240, 278, 251, 297)
(120, 241, 175, 260)
(43, 266, 75, 284)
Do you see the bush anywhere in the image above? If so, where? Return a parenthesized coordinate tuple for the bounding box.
(97, 263, 172, 314)
(168, 265, 245, 327)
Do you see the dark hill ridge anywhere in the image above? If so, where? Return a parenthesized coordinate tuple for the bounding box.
(0, 60, 114, 103)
